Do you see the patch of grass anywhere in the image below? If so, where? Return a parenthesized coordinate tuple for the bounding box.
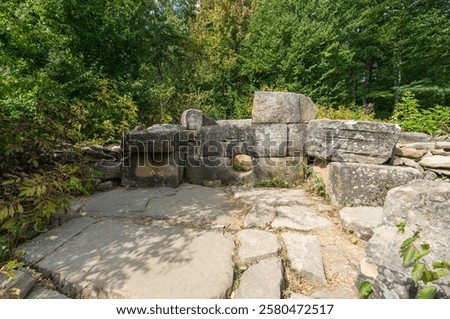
(254, 178, 289, 188)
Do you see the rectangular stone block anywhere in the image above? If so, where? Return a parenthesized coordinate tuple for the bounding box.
(252, 91, 317, 124)
(306, 119, 401, 165)
(253, 157, 305, 183)
(122, 128, 196, 154)
(328, 162, 423, 206)
(288, 123, 308, 156)
(122, 152, 184, 187)
(199, 124, 288, 158)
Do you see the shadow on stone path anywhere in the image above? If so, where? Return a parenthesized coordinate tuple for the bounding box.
(18, 184, 365, 299)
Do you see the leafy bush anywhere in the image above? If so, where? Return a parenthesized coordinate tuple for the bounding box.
(317, 105, 375, 121)
(391, 92, 450, 135)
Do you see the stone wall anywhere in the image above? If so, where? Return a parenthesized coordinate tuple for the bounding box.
(77, 90, 449, 205)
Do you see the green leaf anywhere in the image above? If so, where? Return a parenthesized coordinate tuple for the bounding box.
(418, 286, 436, 299)
(400, 236, 417, 250)
(421, 270, 435, 284)
(433, 261, 450, 270)
(412, 263, 426, 286)
(359, 281, 373, 299)
(402, 245, 417, 266)
(414, 244, 430, 261)
(396, 221, 406, 234)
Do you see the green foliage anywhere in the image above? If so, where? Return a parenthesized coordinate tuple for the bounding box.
(254, 178, 289, 188)
(391, 92, 450, 135)
(317, 105, 375, 121)
(359, 281, 373, 299)
(302, 164, 328, 199)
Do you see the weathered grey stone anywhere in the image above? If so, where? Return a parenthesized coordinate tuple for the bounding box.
(431, 149, 450, 156)
(237, 229, 281, 264)
(398, 142, 435, 151)
(19, 218, 96, 264)
(26, 285, 69, 299)
(288, 123, 308, 156)
(310, 288, 356, 299)
(233, 187, 314, 207)
(81, 145, 122, 161)
(398, 132, 433, 144)
(427, 168, 450, 176)
(424, 170, 438, 180)
(339, 207, 383, 240)
(288, 293, 309, 299)
(235, 258, 284, 299)
(272, 206, 332, 231)
(89, 161, 122, 181)
(392, 157, 424, 173)
(283, 234, 327, 286)
(252, 157, 305, 183)
(122, 128, 196, 154)
(35, 221, 235, 298)
(84, 187, 176, 217)
(328, 162, 423, 206)
(122, 152, 184, 187)
(146, 184, 242, 228)
(185, 155, 254, 185)
(244, 202, 277, 228)
(233, 154, 253, 172)
(252, 91, 317, 124)
(394, 147, 427, 159)
(0, 270, 35, 299)
(360, 180, 450, 298)
(180, 109, 203, 130)
(435, 141, 450, 150)
(97, 181, 116, 191)
(306, 120, 401, 165)
(202, 180, 222, 188)
(216, 119, 252, 128)
(418, 155, 450, 169)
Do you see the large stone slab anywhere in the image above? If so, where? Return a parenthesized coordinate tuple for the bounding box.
(272, 206, 332, 231)
(306, 120, 401, 164)
(122, 126, 196, 154)
(233, 187, 314, 207)
(310, 288, 356, 299)
(398, 132, 433, 144)
(84, 188, 177, 217)
(339, 207, 383, 240)
(145, 184, 242, 228)
(237, 229, 281, 264)
(19, 218, 96, 264)
(0, 270, 35, 299)
(328, 162, 423, 206)
(26, 286, 69, 299)
(288, 123, 308, 156)
(235, 257, 284, 299)
(282, 234, 327, 286)
(359, 180, 450, 298)
(418, 155, 450, 169)
(122, 152, 184, 187)
(252, 91, 317, 124)
(244, 203, 277, 228)
(34, 220, 235, 298)
(199, 124, 288, 158)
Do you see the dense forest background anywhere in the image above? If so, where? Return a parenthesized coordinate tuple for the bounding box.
(1, 1, 449, 267)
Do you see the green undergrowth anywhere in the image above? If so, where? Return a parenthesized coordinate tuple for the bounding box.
(253, 178, 290, 188)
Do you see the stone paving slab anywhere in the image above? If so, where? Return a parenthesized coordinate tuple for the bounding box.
(272, 206, 332, 231)
(283, 234, 327, 286)
(34, 220, 235, 298)
(20, 218, 96, 264)
(25, 285, 69, 299)
(235, 257, 284, 299)
(244, 202, 277, 228)
(84, 187, 177, 217)
(339, 207, 383, 240)
(146, 184, 242, 228)
(233, 188, 314, 207)
(237, 229, 281, 264)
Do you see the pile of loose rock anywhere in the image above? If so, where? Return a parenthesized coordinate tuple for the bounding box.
(393, 132, 450, 178)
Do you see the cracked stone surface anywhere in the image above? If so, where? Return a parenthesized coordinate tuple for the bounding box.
(235, 257, 284, 299)
(20, 184, 366, 299)
(237, 229, 281, 264)
(272, 206, 332, 231)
